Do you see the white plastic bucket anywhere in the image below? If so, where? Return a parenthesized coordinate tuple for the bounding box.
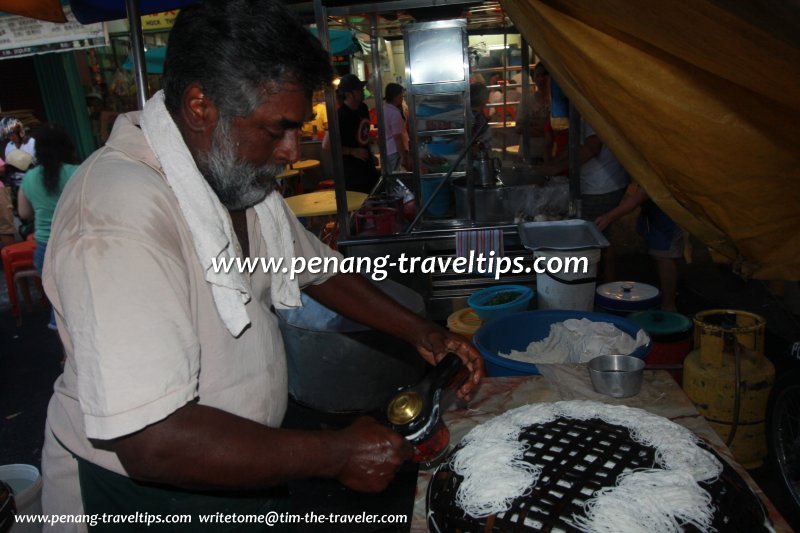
(0, 464, 42, 532)
(534, 248, 601, 311)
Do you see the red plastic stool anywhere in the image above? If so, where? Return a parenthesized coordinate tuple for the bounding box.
(355, 207, 398, 236)
(317, 179, 335, 190)
(14, 269, 43, 316)
(1, 239, 44, 325)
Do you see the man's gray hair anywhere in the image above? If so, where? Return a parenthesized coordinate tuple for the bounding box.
(163, 0, 333, 119)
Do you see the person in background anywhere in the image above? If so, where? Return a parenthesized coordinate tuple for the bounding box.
(383, 83, 410, 173)
(323, 73, 380, 193)
(17, 124, 79, 329)
(301, 89, 328, 140)
(487, 80, 515, 123)
(595, 184, 683, 311)
(85, 90, 105, 147)
(469, 72, 486, 86)
(40, 1, 483, 528)
(2, 117, 36, 161)
(532, 120, 629, 281)
(2, 118, 37, 189)
(542, 113, 569, 163)
(515, 63, 551, 161)
(0, 156, 14, 248)
(470, 82, 493, 148)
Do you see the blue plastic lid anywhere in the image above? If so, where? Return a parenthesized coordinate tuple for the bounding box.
(629, 310, 692, 342)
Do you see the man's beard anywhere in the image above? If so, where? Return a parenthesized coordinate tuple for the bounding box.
(198, 119, 285, 210)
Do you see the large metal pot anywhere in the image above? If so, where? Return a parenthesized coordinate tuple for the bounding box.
(277, 279, 427, 413)
(452, 174, 568, 223)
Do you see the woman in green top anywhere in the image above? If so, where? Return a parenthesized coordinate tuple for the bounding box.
(17, 123, 79, 329)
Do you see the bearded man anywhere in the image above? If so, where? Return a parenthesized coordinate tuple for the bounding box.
(40, 1, 483, 530)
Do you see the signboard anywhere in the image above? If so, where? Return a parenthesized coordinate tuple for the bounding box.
(106, 10, 180, 35)
(0, 6, 107, 60)
(140, 10, 179, 32)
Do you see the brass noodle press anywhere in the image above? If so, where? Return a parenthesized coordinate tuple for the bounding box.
(386, 353, 465, 465)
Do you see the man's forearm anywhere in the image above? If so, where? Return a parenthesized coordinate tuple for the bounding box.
(305, 273, 427, 344)
(111, 402, 346, 490)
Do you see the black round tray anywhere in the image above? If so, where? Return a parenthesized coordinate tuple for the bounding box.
(427, 417, 770, 532)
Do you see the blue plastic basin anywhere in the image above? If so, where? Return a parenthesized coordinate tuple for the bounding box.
(473, 310, 651, 376)
(425, 141, 459, 156)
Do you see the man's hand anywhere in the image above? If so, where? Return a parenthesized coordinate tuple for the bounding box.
(401, 151, 413, 171)
(410, 323, 484, 400)
(334, 417, 413, 492)
(304, 274, 485, 398)
(350, 147, 370, 161)
(594, 213, 613, 232)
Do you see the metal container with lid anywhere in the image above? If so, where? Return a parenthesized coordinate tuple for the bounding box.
(595, 281, 661, 314)
(629, 310, 693, 384)
(629, 310, 693, 343)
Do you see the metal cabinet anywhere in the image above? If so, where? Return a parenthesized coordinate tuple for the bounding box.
(403, 19, 472, 224)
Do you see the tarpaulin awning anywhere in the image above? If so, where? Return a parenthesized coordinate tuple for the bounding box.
(503, 0, 800, 280)
(309, 28, 362, 56)
(120, 29, 358, 75)
(0, 0, 197, 24)
(0, 0, 65, 22)
(69, 0, 196, 24)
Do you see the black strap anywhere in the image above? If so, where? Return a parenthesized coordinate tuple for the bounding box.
(545, 271, 597, 285)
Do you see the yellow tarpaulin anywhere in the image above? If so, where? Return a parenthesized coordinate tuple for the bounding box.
(0, 0, 66, 22)
(503, 0, 800, 280)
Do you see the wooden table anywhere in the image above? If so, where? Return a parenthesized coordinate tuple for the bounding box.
(285, 190, 367, 247)
(276, 168, 301, 197)
(490, 120, 516, 129)
(410, 368, 792, 532)
(493, 144, 520, 156)
(290, 159, 320, 172)
(284, 190, 367, 217)
(276, 168, 300, 180)
(290, 159, 321, 194)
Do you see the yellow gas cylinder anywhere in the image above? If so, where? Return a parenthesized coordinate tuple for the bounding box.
(683, 310, 774, 469)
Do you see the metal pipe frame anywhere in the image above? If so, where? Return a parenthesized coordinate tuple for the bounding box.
(125, 0, 148, 110)
(369, 12, 393, 195)
(568, 101, 582, 218)
(314, 0, 351, 236)
(519, 38, 531, 161)
(324, 0, 481, 17)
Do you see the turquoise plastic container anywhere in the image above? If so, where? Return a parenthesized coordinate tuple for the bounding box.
(467, 285, 534, 323)
(420, 176, 450, 218)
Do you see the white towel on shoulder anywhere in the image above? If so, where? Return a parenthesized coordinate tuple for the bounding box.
(140, 90, 301, 337)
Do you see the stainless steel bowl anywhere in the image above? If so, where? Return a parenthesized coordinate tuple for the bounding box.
(587, 354, 645, 398)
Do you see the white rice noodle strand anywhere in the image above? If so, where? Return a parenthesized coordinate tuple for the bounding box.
(567, 470, 717, 533)
(449, 400, 723, 526)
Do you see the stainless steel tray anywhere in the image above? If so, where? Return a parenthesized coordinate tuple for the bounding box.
(518, 219, 610, 250)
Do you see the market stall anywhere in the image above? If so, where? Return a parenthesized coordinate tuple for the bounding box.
(314, 1, 555, 320)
